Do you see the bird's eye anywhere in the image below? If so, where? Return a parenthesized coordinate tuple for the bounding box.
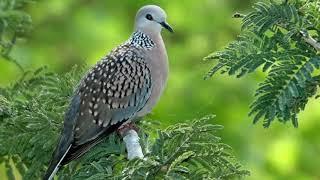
(146, 14, 153, 21)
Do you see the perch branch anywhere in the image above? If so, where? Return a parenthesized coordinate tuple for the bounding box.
(123, 129, 144, 160)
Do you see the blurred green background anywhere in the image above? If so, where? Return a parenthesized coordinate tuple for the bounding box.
(1, 0, 320, 179)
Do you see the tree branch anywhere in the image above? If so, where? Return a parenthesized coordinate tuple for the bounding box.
(122, 129, 144, 160)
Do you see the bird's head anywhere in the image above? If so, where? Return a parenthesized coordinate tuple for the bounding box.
(135, 5, 173, 35)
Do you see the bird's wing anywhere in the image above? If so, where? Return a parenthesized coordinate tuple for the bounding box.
(63, 44, 152, 163)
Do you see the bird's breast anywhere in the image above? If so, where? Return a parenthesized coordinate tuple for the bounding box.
(136, 35, 169, 117)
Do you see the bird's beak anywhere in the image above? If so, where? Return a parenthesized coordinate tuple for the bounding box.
(160, 21, 174, 33)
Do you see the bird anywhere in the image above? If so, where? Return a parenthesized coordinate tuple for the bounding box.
(43, 5, 173, 180)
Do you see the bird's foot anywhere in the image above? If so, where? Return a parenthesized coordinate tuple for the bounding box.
(117, 122, 139, 137)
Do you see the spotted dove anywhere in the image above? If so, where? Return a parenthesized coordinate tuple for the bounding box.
(43, 5, 173, 180)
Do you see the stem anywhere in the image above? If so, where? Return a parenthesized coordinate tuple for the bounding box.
(1, 34, 24, 72)
(163, 134, 191, 165)
(300, 31, 320, 52)
(149, 131, 194, 177)
(2, 54, 24, 72)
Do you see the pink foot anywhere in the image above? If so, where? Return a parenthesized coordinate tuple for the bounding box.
(117, 122, 139, 137)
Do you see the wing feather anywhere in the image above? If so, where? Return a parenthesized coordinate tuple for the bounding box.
(62, 44, 152, 162)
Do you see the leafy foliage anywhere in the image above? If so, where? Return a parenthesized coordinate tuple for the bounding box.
(72, 116, 249, 179)
(0, 68, 249, 179)
(0, 67, 84, 179)
(0, 0, 35, 71)
(205, 0, 320, 127)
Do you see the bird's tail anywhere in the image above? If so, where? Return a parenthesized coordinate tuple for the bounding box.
(43, 144, 72, 180)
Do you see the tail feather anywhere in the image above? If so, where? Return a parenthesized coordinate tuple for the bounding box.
(43, 145, 72, 180)
(43, 95, 80, 180)
(61, 122, 123, 165)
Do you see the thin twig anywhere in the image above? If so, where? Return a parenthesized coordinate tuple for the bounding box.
(3, 34, 17, 56)
(1, 34, 24, 72)
(149, 131, 194, 178)
(2, 54, 24, 72)
(300, 31, 320, 52)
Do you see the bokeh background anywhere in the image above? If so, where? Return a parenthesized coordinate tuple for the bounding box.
(1, 0, 319, 179)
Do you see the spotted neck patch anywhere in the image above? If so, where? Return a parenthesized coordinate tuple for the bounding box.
(127, 31, 155, 50)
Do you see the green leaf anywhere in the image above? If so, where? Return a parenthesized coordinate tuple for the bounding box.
(206, 1, 320, 127)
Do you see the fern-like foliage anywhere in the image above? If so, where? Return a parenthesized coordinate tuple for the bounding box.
(205, 0, 320, 127)
(0, 67, 249, 179)
(0, 67, 84, 179)
(72, 116, 249, 180)
(0, 0, 35, 70)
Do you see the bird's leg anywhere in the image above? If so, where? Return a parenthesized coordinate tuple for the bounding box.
(117, 122, 144, 160)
